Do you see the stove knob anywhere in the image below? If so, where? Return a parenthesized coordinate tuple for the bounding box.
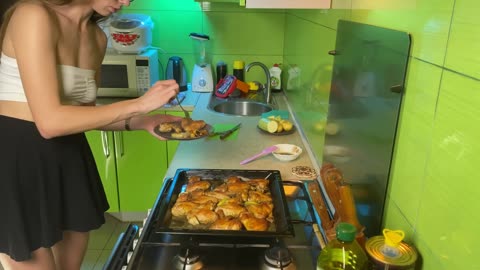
(127, 251, 133, 263)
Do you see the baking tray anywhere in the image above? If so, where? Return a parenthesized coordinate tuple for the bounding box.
(154, 168, 295, 238)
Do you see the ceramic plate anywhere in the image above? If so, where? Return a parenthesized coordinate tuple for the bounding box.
(257, 125, 296, 136)
(154, 122, 213, 140)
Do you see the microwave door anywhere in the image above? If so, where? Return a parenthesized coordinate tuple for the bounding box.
(98, 58, 138, 97)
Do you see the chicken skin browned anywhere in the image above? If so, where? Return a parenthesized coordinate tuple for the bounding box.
(247, 190, 273, 203)
(189, 194, 219, 205)
(188, 175, 202, 184)
(239, 212, 269, 231)
(171, 201, 198, 217)
(204, 191, 230, 200)
(245, 201, 274, 219)
(186, 180, 211, 192)
(209, 217, 243, 231)
(215, 202, 246, 218)
(186, 208, 218, 225)
(247, 178, 269, 192)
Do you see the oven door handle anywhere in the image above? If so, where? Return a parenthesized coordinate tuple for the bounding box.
(103, 223, 139, 270)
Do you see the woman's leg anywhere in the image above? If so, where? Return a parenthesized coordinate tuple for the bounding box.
(0, 248, 56, 270)
(52, 230, 90, 270)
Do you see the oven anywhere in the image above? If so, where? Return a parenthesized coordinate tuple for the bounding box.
(104, 169, 328, 270)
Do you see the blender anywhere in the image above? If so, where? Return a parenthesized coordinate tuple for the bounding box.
(190, 33, 214, 92)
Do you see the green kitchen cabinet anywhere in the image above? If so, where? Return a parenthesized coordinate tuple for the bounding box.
(166, 111, 184, 165)
(86, 112, 178, 213)
(86, 130, 119, 212)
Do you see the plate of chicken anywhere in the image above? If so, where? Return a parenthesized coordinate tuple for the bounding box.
(155, 169, 295, 237)
(154, 118, 213, 140)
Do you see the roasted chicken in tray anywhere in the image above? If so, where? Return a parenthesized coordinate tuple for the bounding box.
(169, 175, 276, 231)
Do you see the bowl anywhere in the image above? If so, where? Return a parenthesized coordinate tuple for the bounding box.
(272, 144, 303, 162)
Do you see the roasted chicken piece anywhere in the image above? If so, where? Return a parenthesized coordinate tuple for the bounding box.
(186, 180, 211, 193)
(225, 176, 242, 184)
(171, 202, 198, 217)
(158, 121, 183, 133)
(188, 175, 202, 184)
(176, 192, 190, 202)
(247, 178, 269, 192)
(181, 118, 206, 133)
(245, 201, 274, 219)
(189, 193, 219, 205)
(186, 208, 218, 225)
(215, 201, 246, 218)
(247, 190, 273, 203)
(209, 217, 243, 231)
(226, 181, 251, 194)
(239, 212, 269, 231)
(204, 191, 230, 200)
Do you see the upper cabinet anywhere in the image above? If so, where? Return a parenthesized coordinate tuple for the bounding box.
(245, 0, 330, 9)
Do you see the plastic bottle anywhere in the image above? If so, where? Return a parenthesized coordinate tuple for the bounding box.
(317, 222, 368, 270)
(216, 61, 227, 84)
(269, 63, 282, 91)
(233, 60, 245, 81)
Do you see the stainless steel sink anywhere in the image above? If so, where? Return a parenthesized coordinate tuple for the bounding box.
(209, 99, 273, 116)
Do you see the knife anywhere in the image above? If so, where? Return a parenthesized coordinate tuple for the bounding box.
(219, 123, 242, 140)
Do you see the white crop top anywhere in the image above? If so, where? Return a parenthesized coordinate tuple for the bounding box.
(0, 53, 97, 105)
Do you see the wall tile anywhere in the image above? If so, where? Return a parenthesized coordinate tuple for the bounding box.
(388, 59, 441, 223)
(203, 12, 285, 55)
(445, 0, 480, 79)
(416, 70, 480, 269)
(350, 0, 454, 66)
(382, 198, 415, 243)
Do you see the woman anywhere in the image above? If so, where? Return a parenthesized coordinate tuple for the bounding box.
(0, 0, 181, 268)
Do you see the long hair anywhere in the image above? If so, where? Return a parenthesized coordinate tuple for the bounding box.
(0, 0, 107, 53)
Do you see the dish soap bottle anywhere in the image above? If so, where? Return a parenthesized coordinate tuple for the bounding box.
(317, 222, 368, 270)
(269, 63, 282, 92)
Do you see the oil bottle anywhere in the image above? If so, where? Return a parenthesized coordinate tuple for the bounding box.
(317, 222, 368, 270)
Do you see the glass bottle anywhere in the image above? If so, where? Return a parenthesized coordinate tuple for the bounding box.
(317, 222, 368, 270)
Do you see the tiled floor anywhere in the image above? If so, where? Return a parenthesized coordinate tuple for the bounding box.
(0, 213, 133, 270)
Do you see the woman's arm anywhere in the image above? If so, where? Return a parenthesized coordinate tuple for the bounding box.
(9, 3, 178, 139)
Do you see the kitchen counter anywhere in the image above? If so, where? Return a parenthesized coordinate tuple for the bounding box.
(165, 92, 317, 181)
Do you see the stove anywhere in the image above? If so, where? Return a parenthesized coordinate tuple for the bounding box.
(104, 176, 326, 270)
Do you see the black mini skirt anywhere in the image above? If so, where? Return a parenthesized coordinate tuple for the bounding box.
(0, 115, 109, 261)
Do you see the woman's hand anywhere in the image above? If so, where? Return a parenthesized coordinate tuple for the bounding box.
(133, 113, 184, 140)
(137, 80, 179, 114)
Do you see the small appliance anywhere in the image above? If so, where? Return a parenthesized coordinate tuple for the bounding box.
(190, 33, 213, 92)
(108, 14, 154, 54)
(165, 56, 187, 91)
(98, 49, 159, 97)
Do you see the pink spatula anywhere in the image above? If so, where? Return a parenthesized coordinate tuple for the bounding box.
(240, 145, 278, 165)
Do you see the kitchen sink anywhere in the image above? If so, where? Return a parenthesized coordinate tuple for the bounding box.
(208, 99, 274, 116)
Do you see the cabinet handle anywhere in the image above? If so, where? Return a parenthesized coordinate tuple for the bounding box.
(101, 131, 110, 158)
(115, 131, 125, 157)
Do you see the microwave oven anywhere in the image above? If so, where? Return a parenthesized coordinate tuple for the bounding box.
(97, 49, 159, 97)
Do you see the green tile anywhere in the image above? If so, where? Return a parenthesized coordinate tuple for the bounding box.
(388, 59, 441, 221)
(93, 250, 113, 270)
(203, 12, 285, 55)
(445, 0, 480, 78)
(88, 220, 117, 249)
(125, 0, 200, 11)
(288, 7, 351, 29)
(81, 250, 102, 270)
(416, 71, 480, 269)
(350, 0, 454, 66)
(412, 236, 446, 270)
(382, 198, 415, 243)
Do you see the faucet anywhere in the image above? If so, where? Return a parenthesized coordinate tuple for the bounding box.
(246, 62, 272, 104)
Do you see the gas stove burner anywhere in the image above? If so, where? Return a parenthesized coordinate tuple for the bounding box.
(174, 248, 204, 270)
(262, 246, 296, 270)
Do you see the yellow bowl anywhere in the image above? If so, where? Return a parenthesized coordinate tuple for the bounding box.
(272, 144, 303, 162)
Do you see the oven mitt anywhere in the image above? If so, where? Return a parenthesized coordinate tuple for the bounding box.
(209, 123, 240, 140)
